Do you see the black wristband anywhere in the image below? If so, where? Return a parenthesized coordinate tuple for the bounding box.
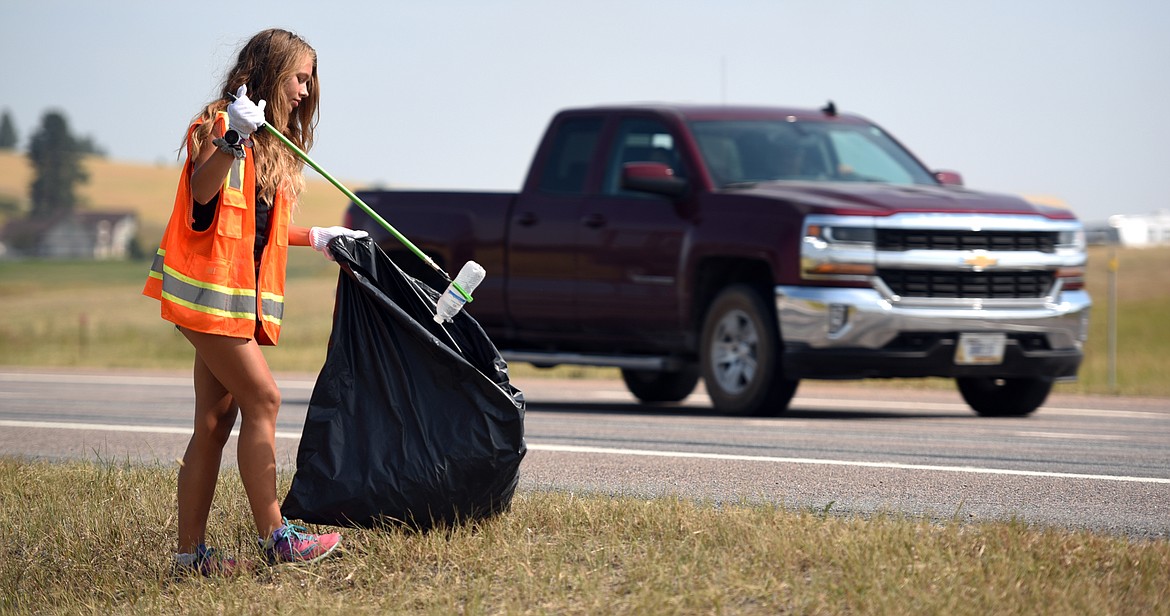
(211, 137, 246, 160)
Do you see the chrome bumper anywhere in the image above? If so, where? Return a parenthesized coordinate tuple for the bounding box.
(775, 286, 1092, 351)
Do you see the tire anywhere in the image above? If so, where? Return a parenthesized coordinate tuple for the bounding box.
(700, 285, 798, 416)
(621, 365, 701, 404)
(956, 377, 1053, 417)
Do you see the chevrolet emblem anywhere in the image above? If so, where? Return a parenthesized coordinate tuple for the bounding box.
(964, 254, 998, 270)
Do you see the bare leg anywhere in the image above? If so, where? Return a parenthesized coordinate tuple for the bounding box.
(176, 351, 239, 553)
(178, 328, 285, 548)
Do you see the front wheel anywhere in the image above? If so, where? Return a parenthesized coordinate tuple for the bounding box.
(621, 365, 700, 404)
(700, 285, 798, 416)
(956, 377, 1053, 416)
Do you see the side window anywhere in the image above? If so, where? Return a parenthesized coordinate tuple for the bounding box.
(538, 117, 603, 194)
(602, 118, 686, 196)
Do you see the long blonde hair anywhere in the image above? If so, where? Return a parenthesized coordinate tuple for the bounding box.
(184, 29, 319, 202)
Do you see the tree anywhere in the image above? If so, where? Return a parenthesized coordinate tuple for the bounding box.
(0, 111, 16, 150)
(27, 110, 88, 219)
(75, 135, 106, 157)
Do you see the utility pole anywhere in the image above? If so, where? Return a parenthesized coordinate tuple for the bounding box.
(1107, 247, 1118, 393)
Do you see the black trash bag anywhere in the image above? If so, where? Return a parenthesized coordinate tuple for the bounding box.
(282, 236, 526, 530)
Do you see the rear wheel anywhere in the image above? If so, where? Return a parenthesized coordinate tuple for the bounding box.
(956, 377, 1053, 416)
(700, 285, 798, 416)
(621, 365, 700, 404)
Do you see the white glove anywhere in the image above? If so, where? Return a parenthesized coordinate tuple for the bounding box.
(309, 226, 369, 261)
(227, 85, 267, 137)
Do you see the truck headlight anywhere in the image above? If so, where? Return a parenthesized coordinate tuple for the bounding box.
(819, 226, 875, 244)
(1054, 226, 1086, 289)
(801, 218, 876, 281)
(1056, 229, 1085, 251)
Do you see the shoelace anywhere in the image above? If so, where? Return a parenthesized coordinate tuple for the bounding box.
(273, 519, 315, 551)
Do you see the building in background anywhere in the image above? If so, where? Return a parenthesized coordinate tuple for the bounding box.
(1022, 196, 1170, 247)
(0, 210, 137, 259)
(1107, 210, 1170, 247)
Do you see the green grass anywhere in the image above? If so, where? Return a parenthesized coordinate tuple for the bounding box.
(1, 458, 1166, 615)
(2, 246, 1167, 394)
(1060, 245, 1170, 396)
(0, 251, 619, 378)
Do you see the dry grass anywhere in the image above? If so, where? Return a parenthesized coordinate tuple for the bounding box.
(1066, 245, 1170, 395)
(1, 458, 1167, 615)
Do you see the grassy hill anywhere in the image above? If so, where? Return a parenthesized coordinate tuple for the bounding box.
(0, 149, 361, 249)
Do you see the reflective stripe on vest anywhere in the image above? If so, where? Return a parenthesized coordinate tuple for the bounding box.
(228, 156, 244, 191)
(148, 247, 284, 323)
(260, 291, 285, 325)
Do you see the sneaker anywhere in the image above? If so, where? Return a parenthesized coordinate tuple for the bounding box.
(261, 518, 341, 565)
(173, 544, 242, 577)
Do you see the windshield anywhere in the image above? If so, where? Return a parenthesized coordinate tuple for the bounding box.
(689, 119, 938, 188)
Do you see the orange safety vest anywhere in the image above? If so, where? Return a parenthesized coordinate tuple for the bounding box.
(143, 112, 291, 345)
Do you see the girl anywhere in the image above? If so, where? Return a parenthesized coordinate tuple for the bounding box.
(144, 28, 363, 575)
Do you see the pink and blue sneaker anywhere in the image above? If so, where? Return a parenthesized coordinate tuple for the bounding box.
(173, 544, 242, 577)
(261, 519, 342, 565)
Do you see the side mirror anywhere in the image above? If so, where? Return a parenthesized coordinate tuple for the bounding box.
(934, 170, 964, 187)
(622, 162, 687, 198)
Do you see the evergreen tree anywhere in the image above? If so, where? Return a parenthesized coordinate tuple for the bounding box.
(75, 135, 107, 157)
(27, 110, 88, 219)
(0, 111, 17, 150)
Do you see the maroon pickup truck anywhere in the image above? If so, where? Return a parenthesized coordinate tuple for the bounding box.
(345, 103, 1090, 417)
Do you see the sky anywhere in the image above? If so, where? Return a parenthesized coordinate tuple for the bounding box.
(2, 0, 1168, 224)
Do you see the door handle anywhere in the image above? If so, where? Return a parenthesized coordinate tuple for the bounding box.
(582, 213, 606, 229)
(516, 211, 539, 227)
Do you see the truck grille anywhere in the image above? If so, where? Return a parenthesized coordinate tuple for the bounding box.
(878, 269, 1055, 299)
(877, 229, 1057, 253)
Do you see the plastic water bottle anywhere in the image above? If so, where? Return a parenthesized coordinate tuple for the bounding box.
(433, 261, 486, 323)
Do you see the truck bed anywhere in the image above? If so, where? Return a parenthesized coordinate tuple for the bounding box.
(347, 189, 516, 319)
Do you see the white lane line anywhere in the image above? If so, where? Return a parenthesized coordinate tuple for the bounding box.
(534, 389, 1164, 418)
(4, 418, 1167, 485)
(792, 398, 1163, 418)
(1040, 408, 1163, 419)
(0, 372, 318, 389)
(3, 373, 1165, 418)
(795, 398, 969, 411)
(0, 420, 302, 440)
(526, 443, 1170, 485)
(1013, 431, 1128, 440)
(0, 373, 193, 387)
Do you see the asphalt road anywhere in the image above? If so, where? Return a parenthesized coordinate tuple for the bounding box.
(1, 368, 1167, 538)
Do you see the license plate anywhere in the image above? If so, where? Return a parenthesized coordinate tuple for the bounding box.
(955, 333, 1006, 365)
